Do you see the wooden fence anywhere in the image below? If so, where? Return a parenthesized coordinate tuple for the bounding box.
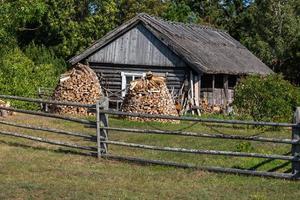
(0, 94, 299, 180)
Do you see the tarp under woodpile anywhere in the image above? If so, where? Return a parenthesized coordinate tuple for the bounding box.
(121, 72, 179, 123)
(51, 63, 102, 115)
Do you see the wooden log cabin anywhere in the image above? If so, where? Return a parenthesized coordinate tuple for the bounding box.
(69, 13, 273, 110)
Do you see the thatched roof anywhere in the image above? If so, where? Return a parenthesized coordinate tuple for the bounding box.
(69, 13, 273, 75)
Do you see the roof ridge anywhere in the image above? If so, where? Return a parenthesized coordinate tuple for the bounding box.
(138, 13, 227, 33)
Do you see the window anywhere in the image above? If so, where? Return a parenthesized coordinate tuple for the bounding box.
(228, 75, 237, 89)
(121, 72, 145, 97)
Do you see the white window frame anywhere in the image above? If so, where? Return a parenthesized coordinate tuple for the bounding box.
(121, 72, 146, 97)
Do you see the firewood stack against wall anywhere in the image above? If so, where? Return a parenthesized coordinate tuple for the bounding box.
(121, 72, 179, 123)
(50, 63, 102, 116)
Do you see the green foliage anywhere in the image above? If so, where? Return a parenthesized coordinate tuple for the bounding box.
(117, 0, 169, 23)
(224, 0, 300, 85)
(23, 43, 66, 74)
(163, 2, 198, 23)
(233, 74, 300, 122)
(38, 0, 118, 57)
(0, 46, 66, 109)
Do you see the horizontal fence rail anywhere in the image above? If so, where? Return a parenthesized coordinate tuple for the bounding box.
(101, 110, 297, 128)
(0, 94, 296, 127)
(0, 106, 96, 125)
(97, 105, 300, 180)
(105, 127, 298, 145)
(0, 94, 299, 180)
(104, 140, 299, 161)
(0, 95, 99, 159)
(0, 94, 96, 108)
(0, 130, 96, 151)
(102, 154, 296, 180)
(0, 120, 94, 140)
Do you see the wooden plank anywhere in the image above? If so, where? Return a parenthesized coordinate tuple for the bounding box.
(0, 130, 97, 151)
(190, 71, 194, 108)
(212, 75, 215, 106)
(92, 68, 186, 75)
(292, 107, 300, 177)
(194, 75, 199, 104)
(103, 154, 294, 180)
(91, 63, 174, 69)
(104, 140, 298, 161)
(0, 106, 95, 125)
(194, 75, 200, 115)
(104, 127, 296, 144)
(199, 74, 202, 98)
(223, 75, 229, 106)
(0, 120, 94, 140)
(96, 100, 102, 158)
(0, 95, 94, 108)
(99, 98, 109, 155)
(100, 110, 296, 127)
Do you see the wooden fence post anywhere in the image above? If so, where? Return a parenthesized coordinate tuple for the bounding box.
(292, 107, 300, 177)
(96, 97, 109, 158)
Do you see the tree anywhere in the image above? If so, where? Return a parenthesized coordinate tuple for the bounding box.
(225, 0, 300, 85)
(163, 1, 198, 23)
(0, 0, 118, 58)
(17, 0, 118, 58)
(117, 0, 169, 23)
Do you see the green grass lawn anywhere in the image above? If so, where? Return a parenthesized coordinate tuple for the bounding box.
(0, 113, 299, 199)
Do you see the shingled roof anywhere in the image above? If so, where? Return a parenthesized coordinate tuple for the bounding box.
(69, 13, 273, 75)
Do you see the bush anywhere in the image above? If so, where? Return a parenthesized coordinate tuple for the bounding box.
(0, 46, 66, 109)
(233, 74, 300, 122)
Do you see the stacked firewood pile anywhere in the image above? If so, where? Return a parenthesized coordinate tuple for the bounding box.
(0, 100, 14, 118)
(199, 99, 225, 114)
(50, 63, 102, 115)
(121, 72, 179, 123)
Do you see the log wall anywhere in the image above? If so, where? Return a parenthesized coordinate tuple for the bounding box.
(89, 63, 188, 99)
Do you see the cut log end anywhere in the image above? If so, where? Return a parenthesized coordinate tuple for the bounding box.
(50, 63, 103, 116)
(121, 73, 179, 123)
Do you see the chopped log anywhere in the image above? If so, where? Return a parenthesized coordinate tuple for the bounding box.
(199, 98, 225, 114)
(50, 63, 103, 116)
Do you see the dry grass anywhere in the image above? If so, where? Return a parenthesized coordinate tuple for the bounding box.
(0, 113, 299, 199)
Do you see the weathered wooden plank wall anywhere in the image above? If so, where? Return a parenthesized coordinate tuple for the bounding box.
(87, 23, 186, 67)
(202, 89, 234, 105)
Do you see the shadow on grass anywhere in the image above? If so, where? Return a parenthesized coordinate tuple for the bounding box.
(246, 151, 291, 171)
(0, 139, 293, 175)
(0, 139, 96, 157)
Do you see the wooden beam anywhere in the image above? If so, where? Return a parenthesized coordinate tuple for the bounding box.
(212, 75, 215, 106)
(103, 154, 295, 179)
(194, 75, 200, 115)
(292, 107, 300, 177)
(105, 127, 297, 144)
(190, 71, 194, 101)
(223, 75, 229, 106)
(104, 140, 298, 161)
(199, 74, 202, 99)
(189, 71, 194, 115)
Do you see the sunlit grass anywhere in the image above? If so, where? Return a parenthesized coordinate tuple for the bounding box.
(0, 113, 299, 199)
